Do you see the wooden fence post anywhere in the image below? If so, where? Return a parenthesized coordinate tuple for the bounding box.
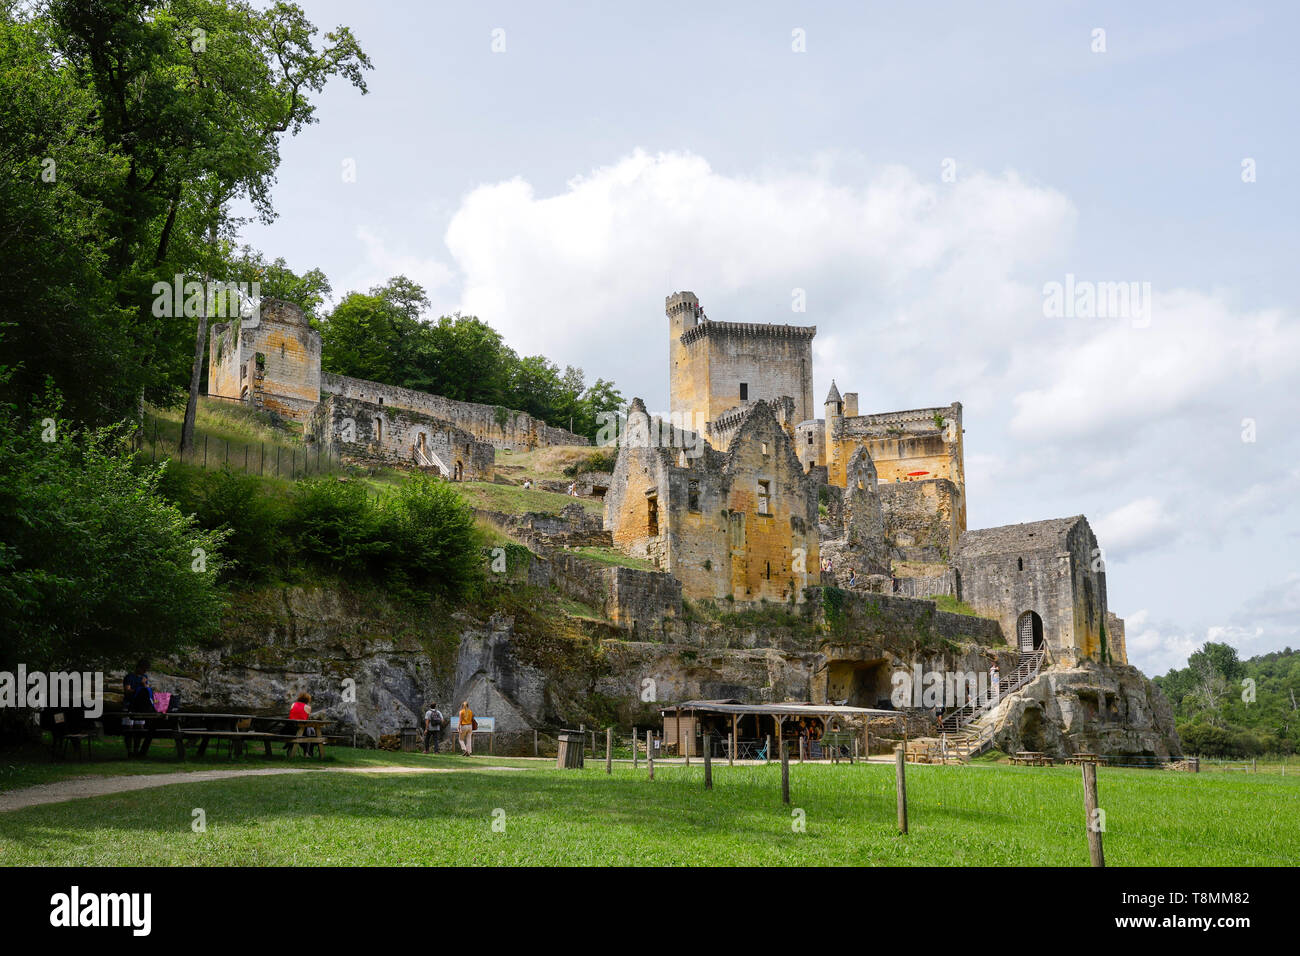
(605, 727, 613, 775)
(765, 734, 772, 765)
(781, 739, 790, 805)
(895, 746, 908, 834)
(632, 726, 638, 769)
(704, 733, 713, 790)
(533, 730, 538, 757)
(1082, 762, 1105, 867)
(646, 730, 654, 781)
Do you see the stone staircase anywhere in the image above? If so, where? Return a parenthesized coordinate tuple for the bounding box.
(413, 443, 450, 477)
(909, 649, 1048, 763)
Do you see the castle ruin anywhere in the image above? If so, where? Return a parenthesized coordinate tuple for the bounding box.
(208, 300, 590, 479)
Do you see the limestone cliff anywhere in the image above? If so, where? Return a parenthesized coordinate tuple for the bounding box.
(985, 661, 1182, 758)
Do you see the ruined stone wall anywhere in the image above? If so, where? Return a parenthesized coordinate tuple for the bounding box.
(1106, 611, 1128, 665)
(841, 447, 891, 575)
(892, 571, 957, 598)
(606, 400, 820, 604)
(208, 301, 320, 423)
(309, 393, 494, 480)
(321, 372, 588, 451)
(827, 403, 963, 491)
(877, 478, 962, 562)
(795, 419, 825, 471)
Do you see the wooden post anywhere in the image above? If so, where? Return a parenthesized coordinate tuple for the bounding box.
(853, 738, 859, 763)
(632, 726, 638, 769)
(1082, 762, 1105, 867)
(605, 727, 613, 774)
(781, 739, 790, 804)
(765, 734, 772, 764)
(580, 723, 585, 758)
(895, 747, 908, 834)
(533, 730, 538, 757)
(1252, 757, 1257, 774)
(704, 733, 713, 790)
(730, 714, 737, 766)
(646, 729, 654, 780)
(676, 708, 684, 765)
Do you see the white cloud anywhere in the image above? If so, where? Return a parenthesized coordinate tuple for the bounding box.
(1093, 496, 1180, 558)
(336, 227, 457, 308)
(441, 150, 1075, 401)
(1009, 292, 1300, 443)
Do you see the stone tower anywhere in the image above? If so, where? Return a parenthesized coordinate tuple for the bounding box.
(824, 379, 843, 483)
(667, 290, 816, 447)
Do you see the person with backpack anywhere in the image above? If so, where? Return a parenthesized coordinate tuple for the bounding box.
(423, 702, 444, 754)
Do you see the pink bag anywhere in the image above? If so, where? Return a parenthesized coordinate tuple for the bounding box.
(152, 692, 172, 714)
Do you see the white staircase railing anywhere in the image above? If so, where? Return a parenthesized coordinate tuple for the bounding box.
(414, 444, 449, 476)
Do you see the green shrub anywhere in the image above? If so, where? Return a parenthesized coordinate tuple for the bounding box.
(380, 476, 482, 599)
(175, 468, 287, 581)
(285, 478, 388, 573)
(0, 398, 228, 672)
(563, 449, 618, 477)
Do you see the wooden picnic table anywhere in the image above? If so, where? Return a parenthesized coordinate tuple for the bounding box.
(1011, 751, 1053, 766)
(118, 711, 335, 760)
(1065, 752, 1102, 765)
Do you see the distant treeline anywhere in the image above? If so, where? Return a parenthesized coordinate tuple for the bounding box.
(1154, 643, 1299, 756)
(316, 277, 623, 441)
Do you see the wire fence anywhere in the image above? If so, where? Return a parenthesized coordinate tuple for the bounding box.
(134, 407, 343, 480)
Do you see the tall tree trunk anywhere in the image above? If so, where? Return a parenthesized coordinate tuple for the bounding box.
(180, 218, 220, 453)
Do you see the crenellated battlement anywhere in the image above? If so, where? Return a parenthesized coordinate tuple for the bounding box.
(679, 319, 817, 347)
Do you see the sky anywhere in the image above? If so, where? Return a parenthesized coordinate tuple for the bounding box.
(234, 1, 1300, 677)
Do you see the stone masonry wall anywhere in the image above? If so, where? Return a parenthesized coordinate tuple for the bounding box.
(321, 372, 588, 451)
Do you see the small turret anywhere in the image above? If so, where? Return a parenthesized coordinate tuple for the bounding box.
(824, 380, 843, 415)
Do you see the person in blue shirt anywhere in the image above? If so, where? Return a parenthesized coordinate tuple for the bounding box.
(123, 659, 154, 712)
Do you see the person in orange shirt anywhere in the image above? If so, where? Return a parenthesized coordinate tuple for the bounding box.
(457, 701, 475, 756)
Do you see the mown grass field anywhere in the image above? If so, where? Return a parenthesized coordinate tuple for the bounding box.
(2, 756, 1295, 866)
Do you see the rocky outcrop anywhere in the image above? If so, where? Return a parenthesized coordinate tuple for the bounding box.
(985, 661, 1181, 758)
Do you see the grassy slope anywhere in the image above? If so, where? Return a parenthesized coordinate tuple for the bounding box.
(1, 760, 1295, 866)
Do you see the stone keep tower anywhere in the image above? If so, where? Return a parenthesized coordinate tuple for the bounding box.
(666, 290, 816, 445)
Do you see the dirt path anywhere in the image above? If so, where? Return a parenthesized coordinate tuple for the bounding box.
(0, 764, 527, 813)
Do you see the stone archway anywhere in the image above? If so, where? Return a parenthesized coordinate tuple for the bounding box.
(1017, 610, 1045, 652)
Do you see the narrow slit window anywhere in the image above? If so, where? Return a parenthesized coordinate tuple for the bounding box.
(757, 480, 771, 515)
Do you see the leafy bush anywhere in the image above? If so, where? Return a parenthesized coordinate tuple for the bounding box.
(380, 476, 482, 598)
(563, 449, 617, 476)
(285, 478, 389, 573)
(0, 395, 228, 671)
(157, 465, 287, 581)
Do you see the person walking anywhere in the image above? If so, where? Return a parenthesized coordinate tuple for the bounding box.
(457, 700, 476, 756)
(424, 702, 444, 754)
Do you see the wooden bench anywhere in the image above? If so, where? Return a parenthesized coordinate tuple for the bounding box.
(175, 730, 282, 759)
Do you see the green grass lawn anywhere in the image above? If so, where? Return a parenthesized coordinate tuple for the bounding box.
(456, 481, 604, 516)
(0, 742, 537, 792)
(2, 758, 1295, 866)
(566, 546, 655, 571)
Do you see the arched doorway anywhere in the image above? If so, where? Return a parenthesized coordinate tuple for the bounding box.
(454, 460, 464, 481)
(1017, 610, 1045, 652)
